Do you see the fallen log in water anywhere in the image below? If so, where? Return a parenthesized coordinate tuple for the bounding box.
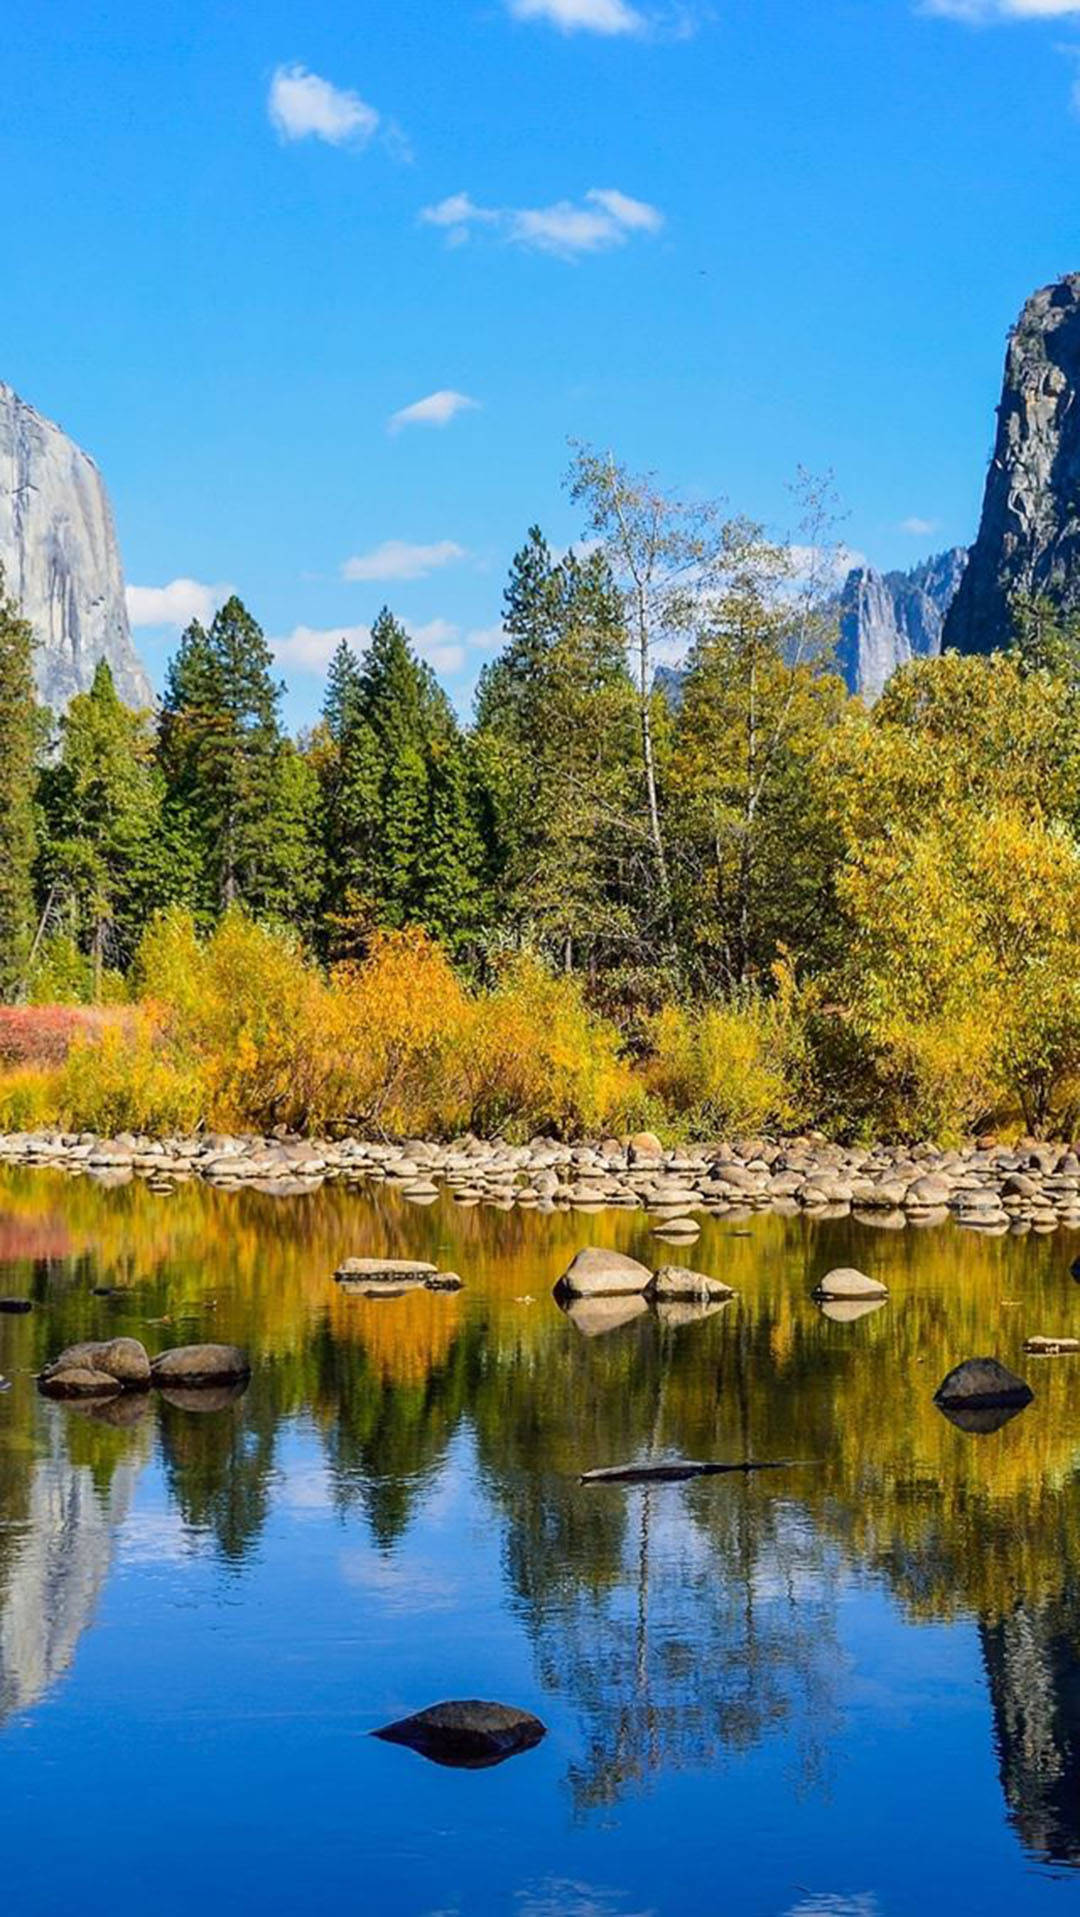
(579, 1458, 803, 1487)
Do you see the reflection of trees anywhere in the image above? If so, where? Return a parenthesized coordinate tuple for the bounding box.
(11, 1168, 1080, 1826)
(982, 1592, 1080, 1867)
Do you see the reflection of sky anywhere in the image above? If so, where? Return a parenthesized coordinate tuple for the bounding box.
(0, 1407, 1065, 1916)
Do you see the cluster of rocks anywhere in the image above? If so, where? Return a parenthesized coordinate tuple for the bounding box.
(6, 1129, 1080, 1233)
(38, 1338, 249, 1404)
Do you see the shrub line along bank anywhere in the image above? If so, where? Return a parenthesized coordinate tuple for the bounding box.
(2, 1129, 1080, 1234)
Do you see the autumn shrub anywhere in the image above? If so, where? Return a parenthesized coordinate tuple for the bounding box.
(57, 1014, 208, 1135)
(0, 1064, 59, 1131)
(458, 955, 642, 1138)
(645, 972, 809, 1139)
(325, 929, 473, 1134)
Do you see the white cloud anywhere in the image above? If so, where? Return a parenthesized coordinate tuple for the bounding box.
(126, 579, 232, 629)
(271, 617, 465, 678)
(421, 187, 664, 259)
(508, 0, 646, 32)
(268, 64, 380, 146)
(465, 622, 508, 652)
(900, 515, 941, 536)
(342, 539, 467, 582)
(919, 1, 1080, 19)
(388, 389, 480, 433)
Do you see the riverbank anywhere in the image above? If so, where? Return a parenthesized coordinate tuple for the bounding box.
(1, 1128, 1079, 1234)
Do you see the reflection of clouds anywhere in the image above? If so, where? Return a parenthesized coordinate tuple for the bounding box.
(785, 1898, 879, 1917)
(340, 1549, 459, 1613)
(277, 1460, 333, 1514)
(515, 1880, 655, 1917)
(116, 1508, 203, 1566)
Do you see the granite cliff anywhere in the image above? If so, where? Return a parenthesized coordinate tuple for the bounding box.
(0, 381, 152, 709)
(835, 549, 967, 702)
(945, 274, 1080, 656)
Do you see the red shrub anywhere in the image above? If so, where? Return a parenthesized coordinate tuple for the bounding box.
(0, 1006, 130, 1067)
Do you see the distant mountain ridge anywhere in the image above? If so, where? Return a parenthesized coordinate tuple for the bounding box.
(834, 548, 968, 701)
(0, 381, 152, 710)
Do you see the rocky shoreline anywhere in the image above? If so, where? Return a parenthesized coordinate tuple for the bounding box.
(1, 1128, 1079, 1234)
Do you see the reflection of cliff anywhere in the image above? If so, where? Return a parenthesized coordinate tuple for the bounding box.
(0, 1416, 143, 1724)
(982, 1594, 1080, 1867)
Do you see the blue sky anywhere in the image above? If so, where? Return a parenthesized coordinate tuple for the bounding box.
(4, 0, 1080, 725)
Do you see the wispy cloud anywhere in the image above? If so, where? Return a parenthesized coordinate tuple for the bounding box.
(342, 539, 467, 582)
(506, 0, 701, 34)
(899, 515, 941, 536)
(422, 186, 664, 259)
(268, 64, 382, 146)
(126, 579, 232, 628)
(507, 0, 646, 33)
(272, 617, 465, 677)
(388, 389, 480, 433)
(919, 1, 1080, 20)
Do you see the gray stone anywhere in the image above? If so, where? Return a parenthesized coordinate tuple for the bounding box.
(40, 1337, 150, 1395)
(650, 1266, 734, 1302)
(812, 1267, 888, 1301)
(150, 1344, 250, 1386)
(556, 1247, 652, 1298)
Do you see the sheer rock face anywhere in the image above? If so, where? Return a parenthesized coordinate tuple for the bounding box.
(0, 381, 152, 709)
(945, 274, 1080, 657)
(835, 549, 967, 702)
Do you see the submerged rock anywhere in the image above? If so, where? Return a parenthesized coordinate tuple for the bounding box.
(0, 1298, 32, 1314)
(937, 1401, 1030, 1436)
(555, 1247, 652, 1298)
(150, 1344, 250, 1387)
(934, 1356, 1033, 1411)
(373, 1700, 546, 1769)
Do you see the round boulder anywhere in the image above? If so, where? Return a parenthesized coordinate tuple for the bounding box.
(555, 1247, 652, 1298)
(934, 1356, 1033, 1411)
(812, 1267, 888, 1301)
(151, 1344, 251, 1387)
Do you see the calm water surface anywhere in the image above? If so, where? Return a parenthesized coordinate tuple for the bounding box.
(1, 1168, 1080, 1913)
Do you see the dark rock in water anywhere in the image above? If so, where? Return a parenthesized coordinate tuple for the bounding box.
(650, 1266, 734, 1302)
(157, 1380, 249, 1414)
(424, 1271, 464, 1293)
(150, 1344, 250, 1387)
(937, 1401, 1030, 1436)
(946, 274, 1080, 658)
(39, 1336, 150, 1397)
(580, 1458, 799, 1486)
(0, 1298, 32, 1314)
(373, 1700, 546, 1769)
(934, 1357, 1033, 1412)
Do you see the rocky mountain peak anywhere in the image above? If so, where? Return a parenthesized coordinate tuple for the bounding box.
(0, 381, 152, 710)
(945, 273, 1080, 656)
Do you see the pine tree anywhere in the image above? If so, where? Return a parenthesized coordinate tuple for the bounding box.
(159, 597, 317, 924)
(0, 569, 39, 1000)
(38, 659, 168, 991)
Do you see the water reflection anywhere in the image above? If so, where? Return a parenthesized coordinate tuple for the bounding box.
(0, 1169, 1080, 1869)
